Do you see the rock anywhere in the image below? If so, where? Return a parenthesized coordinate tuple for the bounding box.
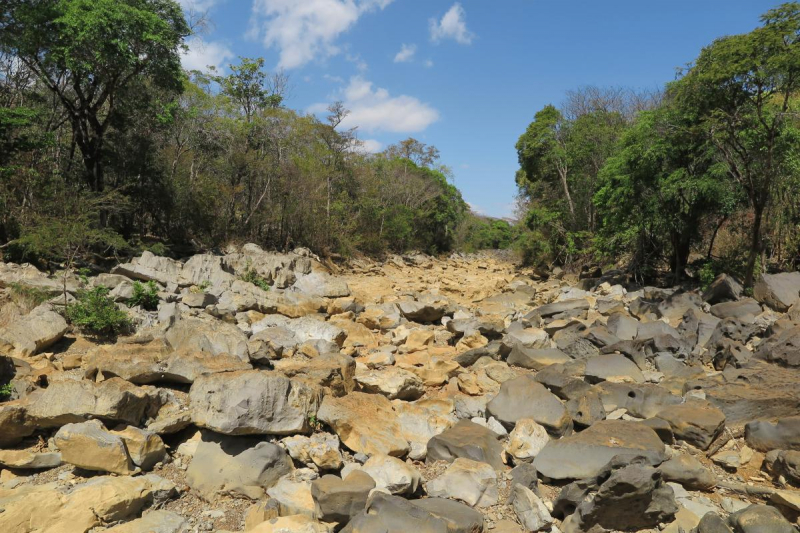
(0, 449, 61, 469)
(570, 464, 678, 531)
(426, 419, 505, 471)
(0, 306, 68, 356)
(186, 431, 293, 500)
(756, 325, 800, 367)
(54, 420, 136, 475)
(704, 274, 744, 304)
(266, 476, 316, 518)
(727, 504, 795, 533)
(584, 353, 645, 383)
(104, 510, 189, 533)
(112, 251, 181, 285)
(190, 371, 319, 436)
(178, 253, 236, 288)
(510, 484, 553, 532)
(110, 425, 166, 470)
(533, 420, 666, 480)
(504, 327, 550, 350)
(272, 353, 356, 398)
(165, 316, 249, 360)
(410, 498, 485, 533)
(361, 454, 421, 495)
(398, 298, 449, 323)
(487, 375, 571, 435)
(754, 272, 800, 311)
(426, 458, 498, 508)
(393, 399, 458, 461)
(253, 316, 346, 347)
(247, 515, 332, 533)
(696, 513, 734, 533)
(317, 392, 410, 457)
(341, 492, 450, 533)
(0, 403, 35, 447)
(293, 272, 351, 298)
(28, 377, 150, 428)
(283, 433, 343, 470)
(505, 418, 550, 462)
(658, 454, 716, 491)
(0, 474, 177, 533)
(355, 366, 424, 400)
(565, 388, 606, 428)
(745, 416, 800, 451)
(532, 299, 589, 318)
(710, 298, 762, 320)
(311, 470, 375, 525)
(656, 404, 726, 450)
(248, 326, 298, 362)
(507, 346, 571, 370)
(82, 342, 251, 384)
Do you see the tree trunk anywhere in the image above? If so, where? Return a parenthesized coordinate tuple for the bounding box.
(558, 168, 576, 221)
(744, 205, 764, 287)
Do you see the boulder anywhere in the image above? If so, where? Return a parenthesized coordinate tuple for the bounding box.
(311, 470, 375, 525)
(165, 316, 249, 361)
(354, 366, 424, 400)
(487, 375, 571, 435)
(584, 353, 644, 384)
(745, 416, 800, 451)
(178, 253, 235, 288)
(510, 484, 553, 532)
(657, 454, 716, 491)
(754, 272, 800, 311)
(409, 498, 485, 533)
(727, 504, 795, 533)
(247, 515, 331, 533)
(341, 492, 450, 533)
(0, 449, 61, 469)
(112, 251, 181, 285)
(104, 511, 189, 533)
(506, 347, 571, 370)
(54, 420, 136, 475)
(426, 419, 505, 471)
(756, 325, 800, 367)
(504, 328, 550, 350)
(266, 476, 316, 518)
(272, 353, 356, 397)
(361, 454, 421, 495)
(505, 418, 550, 462)
(394, 399, 458, 461)
(426, 458, 498, 508)
(0, 403, 35, 447)
(533, 420, 667, 480)
(110, 425, 167, 470)
(703, 274, 744, 304)
(293, 272, 351, 298)
(656, 404, 726, 450)
(532, 299, 589, 318)
(282, 433, 343, 470)
(190, 371, 319, 436)
(186, 431, 293, 500)
(710, 298, 761, 320)
(0, 306, 68, 357)
(317, 392, 410, 457)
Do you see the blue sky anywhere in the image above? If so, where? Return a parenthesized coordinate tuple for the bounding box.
(180, 0, 780, 218)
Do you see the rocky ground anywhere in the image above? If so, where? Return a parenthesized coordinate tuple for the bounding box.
(0, 246, 799, 533)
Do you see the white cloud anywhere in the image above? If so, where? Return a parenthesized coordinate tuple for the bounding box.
(430, 3, 474, 45)
(310, 76, 440, 134)
(178, 0, 221, 12)
(424, 59, 434, 68)
(394, 44, 417, 63)
(360, 139, 384, 153)
(181, 37, 234, 72)
(324, 74, 345, 83)
(250, 0, 393, 69)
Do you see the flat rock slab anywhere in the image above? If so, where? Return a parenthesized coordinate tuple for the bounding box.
(655, 403, 726, 451)
(0, 450, 61, 469)
(426, 419, 505, 471)
(533, 420, 667, 480)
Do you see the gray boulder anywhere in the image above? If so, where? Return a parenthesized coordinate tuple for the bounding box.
(0, 305, 67, 357)
(727, 504, 795, 533)
(754, 271, 800, 311)
(311, 470, 375, 525)
(427, 419, 505, 471)
(745, 416, 800, 451)
(487, 375, 571, 435)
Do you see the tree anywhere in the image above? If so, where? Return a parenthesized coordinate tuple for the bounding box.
(1, 0, 190, 193)
(672, 2, 800, 285)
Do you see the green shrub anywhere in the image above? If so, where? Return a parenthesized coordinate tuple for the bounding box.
(698, 262, 717, 290)
(0, 382, 13, 401)
(66, 286, 131, 337)
(128, 280, 160, 310)
(241, 268, 271, 291)
(190, 280, 212, 294)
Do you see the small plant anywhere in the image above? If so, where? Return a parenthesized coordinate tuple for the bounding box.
(0, 382, 13, 401)
(241, 268, 271, 291)
(77, 267, 93, 285)
(698, 262, 718, 290)
(9, 283, 51, 312)
(190, 280, 212, 294)
(146, 242, 168, 256)
(66, 286, 132, 337)
(128, 280, 160, 310)
(308, 414, 321, 432)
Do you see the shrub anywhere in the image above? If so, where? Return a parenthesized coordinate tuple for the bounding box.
(0, 382, 13, 401)
(241, 268, 270, 291)
(66, 286, 131, 337)
(9, 283, 51, 312)
(128, 280, 160, 310)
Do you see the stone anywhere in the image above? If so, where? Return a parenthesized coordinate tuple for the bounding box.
(727, 504, 795, 533)
(703, 274, 744, 304)
(247, 515, 332, 533)
(266, 476, 316, 518)
(317, 392, 409, 457)
(426, 458, 498, 508)
(104, 511, 189, 533)
(533, 420, 666, 480)
(28, 377, 150, 429)
(565, 388, 606, 428)
(656, 404, 726, 450)
(506, 346, 572, 370)
(0, 403, 35, 447)
(696, 513, 734, 533)
(311, 470, 375, 525)
(754, 272, 800, 311)
(426, 419, 505, 471)
(504, 327, 550, 350)
(0, 450, 61, 469)
(505, 418, 550, 462)
(189, 370, 319, 436)
(0, 306, 68, 357)
(533, 299, 589, 318)
(585, 353, 645, 384)
(710, 298, 762, 320)
(165, 316, 249, 360)
(410, 498, 485, 533)
(112, 251, 181, 285)
(341, 492, 449, 533)
(658, 454, 716, 491)
(487, 375, 571, 435)
(756, 325, 800, 367)
(110, 425, 166, 470)
(272, 353, 356, 398)
(82, 342, 251, 384)
(0, 474, 177, 533)
(283, 433, 343, 470)
(510, 484, 553, 532)
(745, 416, 800, 451)
(186, 431, 293, 500)
(354, 366, 424, 400)
(54, 420, 136, 475)
(361, 454, 421, 495)
(393, 399, 458, 461)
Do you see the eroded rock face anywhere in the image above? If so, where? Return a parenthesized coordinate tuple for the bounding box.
(190, 371, 319, 436)
(0, 305, 67, 356)
(165, 316, 250, 360)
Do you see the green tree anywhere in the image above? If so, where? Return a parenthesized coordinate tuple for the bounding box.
(672, 2, 800, 285)
(1, 0, 190, 193)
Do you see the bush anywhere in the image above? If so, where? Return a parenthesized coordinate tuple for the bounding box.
(240, 268, 270, 291)
(66, 286, 131, 337)
(9, 283, 51, 312)
(0, 382, 13, 401)
(128, 280, 160, 310)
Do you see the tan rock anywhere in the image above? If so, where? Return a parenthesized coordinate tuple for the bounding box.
(110, 425, 167, 470)
(248, 515, 332, 533)
(54, 420, 136, 475)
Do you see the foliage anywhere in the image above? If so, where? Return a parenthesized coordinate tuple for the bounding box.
(241, 268, 271, 291)
(8, 283, 51, 312)
(457, 215, 515, 252)
(128, 281, 160, 310)
(66, 286, 132, 336)
(0, 382, 12, 401)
